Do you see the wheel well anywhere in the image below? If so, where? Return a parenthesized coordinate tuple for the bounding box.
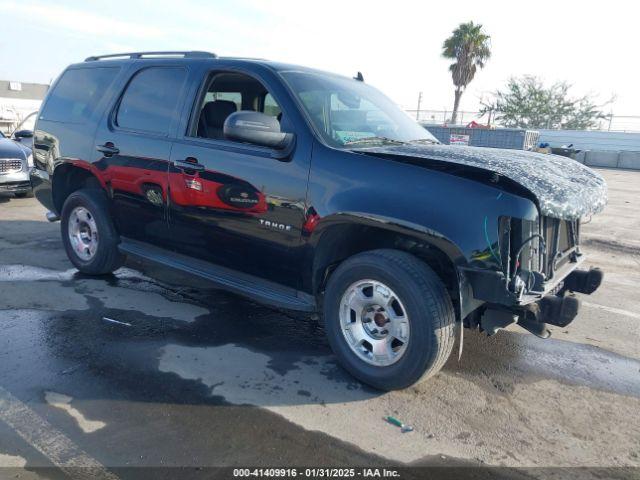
(52, 164, 103, 213)
(313, 224, 459, 308)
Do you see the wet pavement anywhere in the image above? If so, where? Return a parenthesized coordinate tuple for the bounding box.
(0, 168, 639, 480)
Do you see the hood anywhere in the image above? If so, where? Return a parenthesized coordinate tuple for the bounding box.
(0, 138, 30, 159)
(359, 144, 607, 221)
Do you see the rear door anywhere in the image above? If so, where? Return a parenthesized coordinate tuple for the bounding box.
(93, 64, 188, 247)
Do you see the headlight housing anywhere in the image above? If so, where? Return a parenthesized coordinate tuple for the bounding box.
(26, 153, 34, 168)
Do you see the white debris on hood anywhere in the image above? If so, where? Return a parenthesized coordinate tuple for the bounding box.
(364, 144, 608, 220)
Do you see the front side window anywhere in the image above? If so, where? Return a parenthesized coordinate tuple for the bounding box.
(116, 67, 187, 135)
(203, 91, 242, 111)
(281, 71, 438, 148)
(41, 67, 119, 123)
(263, 93, 281, 118)
(193, 72, 283, 140)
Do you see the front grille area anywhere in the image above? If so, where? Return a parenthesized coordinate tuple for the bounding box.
(541, 216, 579, 276)
(502, 216, 580, 284)
(0, 158, 23, 174)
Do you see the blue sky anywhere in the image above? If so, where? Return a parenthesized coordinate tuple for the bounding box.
(0, 0, 635, 115)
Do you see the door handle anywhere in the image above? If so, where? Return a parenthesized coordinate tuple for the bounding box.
(96, 143, 120, 156)
(172, 158, 205, 172)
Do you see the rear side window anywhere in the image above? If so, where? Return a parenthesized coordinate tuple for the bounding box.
(116, 67, 187, 135)
(41, 67, 119, 123)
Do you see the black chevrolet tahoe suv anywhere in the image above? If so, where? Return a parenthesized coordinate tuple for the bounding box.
(31, 51, 606, 390)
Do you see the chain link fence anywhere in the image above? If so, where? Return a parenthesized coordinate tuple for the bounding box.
(404, 108, 640, 133)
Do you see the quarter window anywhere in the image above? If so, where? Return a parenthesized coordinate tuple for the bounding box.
(116, 67, 187, 135)
(41, 67, 119, 123)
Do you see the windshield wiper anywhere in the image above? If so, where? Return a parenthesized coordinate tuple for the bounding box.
(344, 136, 407, 146)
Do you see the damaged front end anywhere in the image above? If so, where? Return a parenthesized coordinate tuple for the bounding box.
(358, 143, 607, 339)
(463, 215, 603, 338)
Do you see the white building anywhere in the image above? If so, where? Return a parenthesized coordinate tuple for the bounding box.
(0, 80, 49, 135)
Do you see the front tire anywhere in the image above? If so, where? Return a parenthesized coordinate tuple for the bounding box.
(61, 188, 124, 275)
(323, 249, 455, 390)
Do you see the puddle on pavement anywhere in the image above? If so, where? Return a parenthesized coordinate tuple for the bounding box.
(159, 343, 368, 406)
(3, 263, 639, 404)
(4, 298, 640, 466)
(452, 328, 640, 397)
(3, 261, 639, 399)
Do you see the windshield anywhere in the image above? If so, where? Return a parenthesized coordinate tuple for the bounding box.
(280, 71, 438, 148)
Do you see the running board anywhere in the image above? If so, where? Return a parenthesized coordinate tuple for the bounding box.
(118, 238, 317, 312)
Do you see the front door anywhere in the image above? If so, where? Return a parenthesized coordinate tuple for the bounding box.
(93, 65, 188, 248)
(166, 70, 311, 288)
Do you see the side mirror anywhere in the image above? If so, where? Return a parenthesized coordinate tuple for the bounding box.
(13, 129, 34, 139)
(223, 111, 294, 151)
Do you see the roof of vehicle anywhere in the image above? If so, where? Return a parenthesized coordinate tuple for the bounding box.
(77, 51, 354, 81)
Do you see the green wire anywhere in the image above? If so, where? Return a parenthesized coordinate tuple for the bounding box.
(484, 216, 502, 266)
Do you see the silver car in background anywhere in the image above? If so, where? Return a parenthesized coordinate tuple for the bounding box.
(0, 124, 34, 198)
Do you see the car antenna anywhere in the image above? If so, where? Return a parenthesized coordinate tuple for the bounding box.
(354, 71, 364, 82)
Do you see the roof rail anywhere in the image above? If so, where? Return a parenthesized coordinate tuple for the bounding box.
(84, 51, 217, 62)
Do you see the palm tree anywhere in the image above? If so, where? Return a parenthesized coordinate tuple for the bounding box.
(442, 21, 491, 125)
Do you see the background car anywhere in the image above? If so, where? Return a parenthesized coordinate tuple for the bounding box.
(0, 129, 33, 198)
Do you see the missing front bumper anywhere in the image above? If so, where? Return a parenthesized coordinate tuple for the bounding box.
(477, 267, 603, 338)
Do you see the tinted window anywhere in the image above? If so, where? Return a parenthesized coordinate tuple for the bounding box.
(116, 67, 187, 135)
(41, 67, 119, 123)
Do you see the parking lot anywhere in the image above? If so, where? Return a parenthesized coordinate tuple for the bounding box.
(0, 168, 638, 479)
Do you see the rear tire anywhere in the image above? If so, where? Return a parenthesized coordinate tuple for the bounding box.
(61, 188, 124, 275)
(323, 249, 455, 391)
